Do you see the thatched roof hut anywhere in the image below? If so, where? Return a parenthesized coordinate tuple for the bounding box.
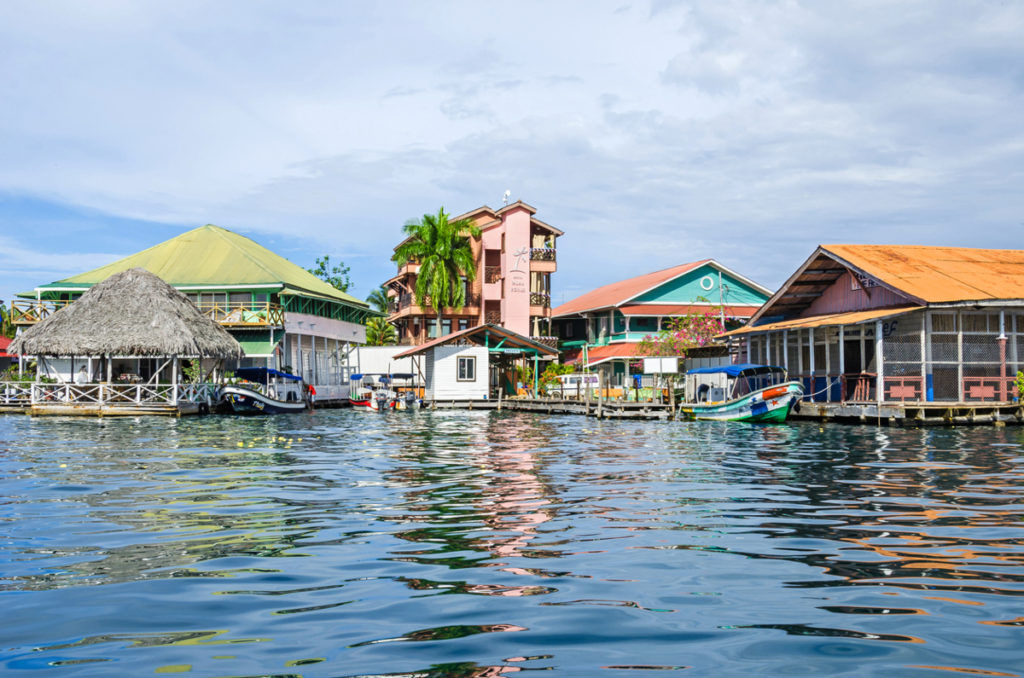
(10, 268, 244, 358)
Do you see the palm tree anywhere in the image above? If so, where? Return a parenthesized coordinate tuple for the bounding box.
(366, 286, 390, 314)
(365, 317, 397, 346)
(393, 207, 481, 337)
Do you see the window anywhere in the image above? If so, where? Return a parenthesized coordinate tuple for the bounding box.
(458, 318, 469, 331)
(442, 318, 452, 336)
(427, 319, 438, 338)
(457, 356, 476, 381)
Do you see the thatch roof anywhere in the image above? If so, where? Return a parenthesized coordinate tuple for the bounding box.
(10, 268, 244, 358)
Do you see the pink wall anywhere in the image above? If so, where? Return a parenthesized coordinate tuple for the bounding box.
(801, 271, 911, 317)
(501, 207, 532, 336)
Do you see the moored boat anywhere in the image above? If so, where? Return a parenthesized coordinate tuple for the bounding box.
(678, 364, 803, 423)
(220, 367, 307, 415)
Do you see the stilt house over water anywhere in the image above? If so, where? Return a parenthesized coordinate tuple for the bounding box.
(9, 268, 242, 414)
(10, 225, 376, 402)
(726, 245, 1024, 405)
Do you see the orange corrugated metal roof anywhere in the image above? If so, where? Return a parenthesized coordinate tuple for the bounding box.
(725, 305, 921, 336)
(824, 245, 1024, 303)
(566, 342, 645, 365)
(617, 304, 758, 317)
(552, 261, 709, 317)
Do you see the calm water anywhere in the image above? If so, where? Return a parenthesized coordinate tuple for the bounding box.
(1, 411, 1022, 677)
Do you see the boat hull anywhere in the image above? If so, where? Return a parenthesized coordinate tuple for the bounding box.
(221, 386, 307, 415)
(679, 381, 804, 423)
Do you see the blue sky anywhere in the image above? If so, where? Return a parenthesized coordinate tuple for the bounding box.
(1, 1, 1022, 309)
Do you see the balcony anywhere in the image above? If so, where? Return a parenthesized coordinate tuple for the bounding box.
(484, 266, 502, 284)
(530, 292, 551, 308)
(10, 299, 72, 325)
(530, 248, 556, 262)
(10, 299, 284, 328)
(531, 336, 559, 349)
(388, 293, 481, 316)
(195, 302, 284, 327)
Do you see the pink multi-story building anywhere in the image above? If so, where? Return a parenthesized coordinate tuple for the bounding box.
(385, 201, 562, 347)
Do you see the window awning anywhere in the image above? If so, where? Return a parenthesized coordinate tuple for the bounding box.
(234, 330, 283, 357)
(723, 305, 922, 337)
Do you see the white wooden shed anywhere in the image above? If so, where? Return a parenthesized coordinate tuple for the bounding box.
(394, 324, 558, 403)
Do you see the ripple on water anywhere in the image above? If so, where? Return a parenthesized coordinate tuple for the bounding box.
(0, 413, 1023, 676)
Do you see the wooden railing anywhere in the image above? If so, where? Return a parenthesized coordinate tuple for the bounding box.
(10, 299, 72, 325)
(484, 266, 502, 283)
(531, 336, 558, 349)
(11, 299, 283, 327)
(530, 292, 551, 307)
(2, 382, 221, 407)
(963, 376, 1018, 402)
(883, 376, 925, 402)
(530, 248, 556, 262)
(193, 302, 284, 327)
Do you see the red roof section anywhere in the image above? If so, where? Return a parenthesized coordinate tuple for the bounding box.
(552, 261, 710, 317)
(0, 336, 14, 358)
(617, 304, 758, 317)
(565, 342, 645, 365)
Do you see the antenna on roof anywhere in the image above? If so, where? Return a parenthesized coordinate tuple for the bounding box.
(502, 189, 511, 206)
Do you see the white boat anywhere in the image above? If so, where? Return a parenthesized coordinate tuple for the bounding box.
(220, 367, 307, 415)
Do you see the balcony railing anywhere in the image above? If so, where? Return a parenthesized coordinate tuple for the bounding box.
(11, 299, 284, 327)
(10, 299, 72, 324)
(484, 266, 502, 284)
(485, 310, 501, 325)
(531, 336, 559, 349)
(389, 293, 481, 315)
(530, 292, 551, 308)
(194, 302, 284, 327)
(530, 248, 556, 262)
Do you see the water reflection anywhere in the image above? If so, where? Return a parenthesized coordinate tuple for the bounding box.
(1, 412, 1023, 676)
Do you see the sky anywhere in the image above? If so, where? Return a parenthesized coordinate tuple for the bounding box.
(1, 0, 1022, 309)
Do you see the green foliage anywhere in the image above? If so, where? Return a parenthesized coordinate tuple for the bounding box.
(307, 255, 351, 292)
(0, 302, 15, 339)
(366, 286, 390, 314)
(0, 365, 33, 382)
(637, 302, 725, 359)
(182, 360, 203, 383)
(1015, 371, 1024, 400)
(539, 362, 574, 389)
(392, 208, 482, 321)
(365, 317, 398, 346)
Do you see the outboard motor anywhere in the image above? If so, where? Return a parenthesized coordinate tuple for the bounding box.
(375, 390, 389, 412)
(404, 391, 417, 409)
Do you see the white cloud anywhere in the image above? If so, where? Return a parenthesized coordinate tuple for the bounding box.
(0, 0, 1022, 304)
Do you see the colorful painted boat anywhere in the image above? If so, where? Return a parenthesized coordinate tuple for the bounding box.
(678, 364, 804, 423)
(220, 367, 307, 415)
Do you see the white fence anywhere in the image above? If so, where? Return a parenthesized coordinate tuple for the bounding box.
(0, 382, 220, 407)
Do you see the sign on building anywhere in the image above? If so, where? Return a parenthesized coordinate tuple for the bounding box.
(643, 357, 679, 374)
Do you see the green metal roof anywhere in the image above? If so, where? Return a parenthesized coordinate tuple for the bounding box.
(33, 225, 368, 309)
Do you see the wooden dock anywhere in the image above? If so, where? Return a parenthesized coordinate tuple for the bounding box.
(427, 397, 675, 419)
(792, 401, 1024, 426)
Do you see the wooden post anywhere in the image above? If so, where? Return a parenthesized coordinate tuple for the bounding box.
(876, 320, 884, 403)
(597, 371, 604, 418)
(171, 356, 178, 406)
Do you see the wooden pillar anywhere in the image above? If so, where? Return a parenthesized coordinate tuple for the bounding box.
(823, 329, 830, 402)
(922, 311, 930, 401)
(998, 310, 1008, 402)
(957, 312, 964, 402)
(808, 327, 816, 401)
(838, 326, 845, 401)
(171, 356, 178, 405)
(876, 320, 884, 403)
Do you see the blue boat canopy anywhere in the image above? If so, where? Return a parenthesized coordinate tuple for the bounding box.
(687, 363, 785, 377)
(235, 367, 303, 382)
